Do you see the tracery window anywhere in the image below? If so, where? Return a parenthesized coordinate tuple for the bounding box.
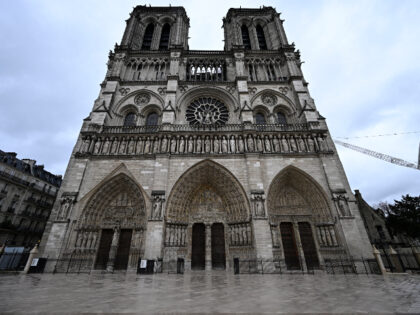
(256, 25, 267, 50)
(255, 112, 266, 125)
(123, 112, 136, 127)
(277, 112, 287, 124)
(141, 24, 154, 50)
(159, 23, 171, 50)
(186, 97, 229, 126)
(241, 25, 251, 49)
(146, 112, 159, 126)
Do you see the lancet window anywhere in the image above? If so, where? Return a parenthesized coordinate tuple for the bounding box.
(256, 25, 267, 50)
(159, 23, 171, 50)
(277, 112, 287, 124)
(123, 112, 136, 127)
(141, 24, 154, 50)
(255, 112, 266, 125)
(241, 25, 251, 49)
(146, 112, 159, 126)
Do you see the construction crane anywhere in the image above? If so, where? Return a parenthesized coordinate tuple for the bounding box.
(334, 139, 420, 171)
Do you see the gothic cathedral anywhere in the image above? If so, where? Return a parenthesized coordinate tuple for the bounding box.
(40, 6, 374, 273)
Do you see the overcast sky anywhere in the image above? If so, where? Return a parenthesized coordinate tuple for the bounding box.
(1, 0, 419, 205)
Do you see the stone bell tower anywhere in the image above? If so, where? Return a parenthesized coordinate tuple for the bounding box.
(40, 6, 374, 274)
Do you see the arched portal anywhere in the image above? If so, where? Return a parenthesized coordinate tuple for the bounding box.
(267, 166, 335, 270)
(165, 160, 255, 270)
(74, 173, 147, 271)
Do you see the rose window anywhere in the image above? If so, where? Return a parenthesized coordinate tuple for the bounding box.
(186, 97, 229, 126)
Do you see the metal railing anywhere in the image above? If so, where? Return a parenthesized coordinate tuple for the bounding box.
(85, 122, 322, 135)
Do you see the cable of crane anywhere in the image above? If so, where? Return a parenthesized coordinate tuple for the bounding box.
(333, 139, 420, 171)
(335, 130, 420, 140)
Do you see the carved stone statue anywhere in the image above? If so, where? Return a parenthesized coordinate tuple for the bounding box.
(273, 135, 281, 152)
(289, 135, 297, 152)
(170, 136, 177, 153)
(102, 138, 110, 154)
(136, 137, 144, 154)
(81, 137, 91, 153)
(307, 135, 315, 152)
(297, 136, 306, 152)
(252, 191, 266, 217)
(161, 136, 168, 153)
(281, 136, 289, 152)
(229, 135, 236, 153)
(318, 135, 328, 151)
(196, 136, 202, 153)
(179, 136, 185, 153)
(238, 135, 244, 153)
(213, 136, 220, 153)
(256, 135, 263, 152)
(264, 135, 271, 153)
(93, 138, 101, 154)
(205, 136, 211, 153)
(187, 136, 194, 153)
(111, 138, 119, 154)
(221, 136, 228, 153)
(128, 137, 135, 154)
(144, 137, 151, 153)
(119, 138, 127, 154)
(153, 136, 160, 153)
(247, 135, 254, 152)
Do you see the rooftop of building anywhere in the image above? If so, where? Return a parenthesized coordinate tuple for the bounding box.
(0, 150, 62, 187)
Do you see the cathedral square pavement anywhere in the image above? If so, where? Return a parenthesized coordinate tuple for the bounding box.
(0, 272, 419, 314)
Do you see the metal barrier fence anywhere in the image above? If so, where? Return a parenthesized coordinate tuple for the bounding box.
(380, 251, 420, 273)
(6, 255, 417, 275)
(324, 257, 381, 275)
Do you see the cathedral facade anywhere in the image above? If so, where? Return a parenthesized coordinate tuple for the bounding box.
(40, 6, 373, 273)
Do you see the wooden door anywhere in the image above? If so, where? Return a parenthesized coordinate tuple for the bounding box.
(95, 229, 113, 270)
(211, 223, 226, 269)
(191, 223, 205, 270)
(114, 229, 133, 270)
(280, 222, 300, 270)
(298, 222, 320, 269)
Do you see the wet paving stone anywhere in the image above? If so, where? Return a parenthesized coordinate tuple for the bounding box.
(0, 271, 419, 314)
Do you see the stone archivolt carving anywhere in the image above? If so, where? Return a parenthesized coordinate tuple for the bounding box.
(166, 161, 249, 223)
(186, 97, 229, 126)
(134, 92, 150, 105)
(333, 193, 352, 217)
(251, 190, 266, 218)
(261, 93, 277, 106)
(267, 168, 332, 224)
(78, 132, 329, 157)
(73, 174, 147, 254)
(56, 192, 77, 221)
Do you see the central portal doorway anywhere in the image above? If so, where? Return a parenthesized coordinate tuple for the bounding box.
(191, 223, 205, 270)
(211, 223, 226, 269)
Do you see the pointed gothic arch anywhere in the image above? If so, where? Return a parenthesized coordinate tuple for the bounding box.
(166, 160, 250, 223)
(267, 166, 332, 223)
(80, 173, 147, 229)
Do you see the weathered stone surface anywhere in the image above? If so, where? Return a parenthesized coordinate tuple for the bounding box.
(40, 6, 374, 274)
